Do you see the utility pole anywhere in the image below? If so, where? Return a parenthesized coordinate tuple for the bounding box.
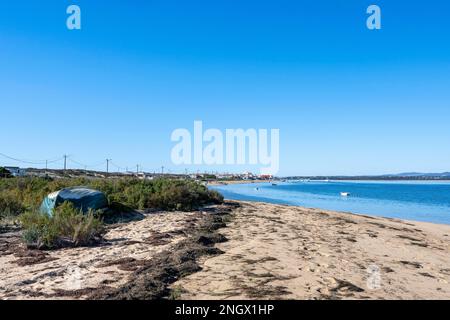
(136, 164, 139, 174)
(63, 155, 67, 171)
(161, 166, 165, 175)
(45, 160, 48, 170)
(106, 159, 111, 174)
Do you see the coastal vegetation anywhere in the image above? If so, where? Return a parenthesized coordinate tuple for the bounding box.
(0, 176, 223, 214)
(0, 167, 12, 178)
(0, 176, 223, 248)
(20, 202, 104, 249)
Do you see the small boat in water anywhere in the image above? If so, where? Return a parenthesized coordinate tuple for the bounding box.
(340, 192, 350, 197)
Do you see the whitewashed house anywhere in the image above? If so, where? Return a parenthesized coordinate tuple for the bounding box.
(4, 167, 27, 177)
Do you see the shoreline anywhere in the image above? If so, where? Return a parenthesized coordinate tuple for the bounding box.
(209, 181, 450, 226)
(228, 198, 450, 227)
(173, 200, 450, 299)
(206, 180, 265, 186)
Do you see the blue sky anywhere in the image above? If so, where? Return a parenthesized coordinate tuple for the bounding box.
(1, 0, 449, 176)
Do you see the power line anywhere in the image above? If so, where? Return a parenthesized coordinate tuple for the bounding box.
(0, 152, 63, 165)
(67, 158, 85, 167)
(67, 157, 106, 169)
(110, 161, 131, 172)
(1, 152, 168, 176)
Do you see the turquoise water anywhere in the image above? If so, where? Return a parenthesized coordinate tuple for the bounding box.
(210, 181, 450, 225)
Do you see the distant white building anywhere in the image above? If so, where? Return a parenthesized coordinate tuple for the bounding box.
(4, 167, 27, 177)
(242, 171, 256, 180)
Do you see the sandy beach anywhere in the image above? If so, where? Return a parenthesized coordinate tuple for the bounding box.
(0, 205, 232, 300)
(1, 201, 449, 300)
(206, 180, 263, 186)
(174, 201, 450, 300)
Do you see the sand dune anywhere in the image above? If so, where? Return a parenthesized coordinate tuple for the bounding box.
(173, 201, 450, 299)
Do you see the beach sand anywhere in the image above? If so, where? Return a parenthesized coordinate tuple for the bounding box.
(0, 209, 222, 300)
(206, 180, 264, 186)
(173, 201, 450, 299)
(1, 201, 449, 300)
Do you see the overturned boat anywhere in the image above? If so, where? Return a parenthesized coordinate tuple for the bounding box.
(40, 187, 108, 216)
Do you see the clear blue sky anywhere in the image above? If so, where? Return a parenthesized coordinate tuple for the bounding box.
(1, 0, 449, 176)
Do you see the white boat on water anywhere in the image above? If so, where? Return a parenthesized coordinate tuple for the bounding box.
(340, 192, 350, 197)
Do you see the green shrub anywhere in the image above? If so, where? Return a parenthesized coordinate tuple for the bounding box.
(1, 176, 223, 215)
(20, 202, 104, 249)
(0, 167, 12, 178)
(7, 176, 224, 248)
(143, 180, 223, 211)
(52, 202, 104, 246)
(20, 210, 56, 248)
(22, 225, 44, 246)
(207, 189, 224, 204)
(0, 192, 25, 218)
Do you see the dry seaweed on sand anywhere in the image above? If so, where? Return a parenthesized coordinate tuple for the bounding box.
(88, 203, 235, 300)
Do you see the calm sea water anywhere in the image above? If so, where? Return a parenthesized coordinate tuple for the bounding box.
(210, 181, 450, 225)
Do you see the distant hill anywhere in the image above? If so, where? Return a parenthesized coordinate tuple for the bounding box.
(387, 172, 450, 178)
(284, 172, 450, 181)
